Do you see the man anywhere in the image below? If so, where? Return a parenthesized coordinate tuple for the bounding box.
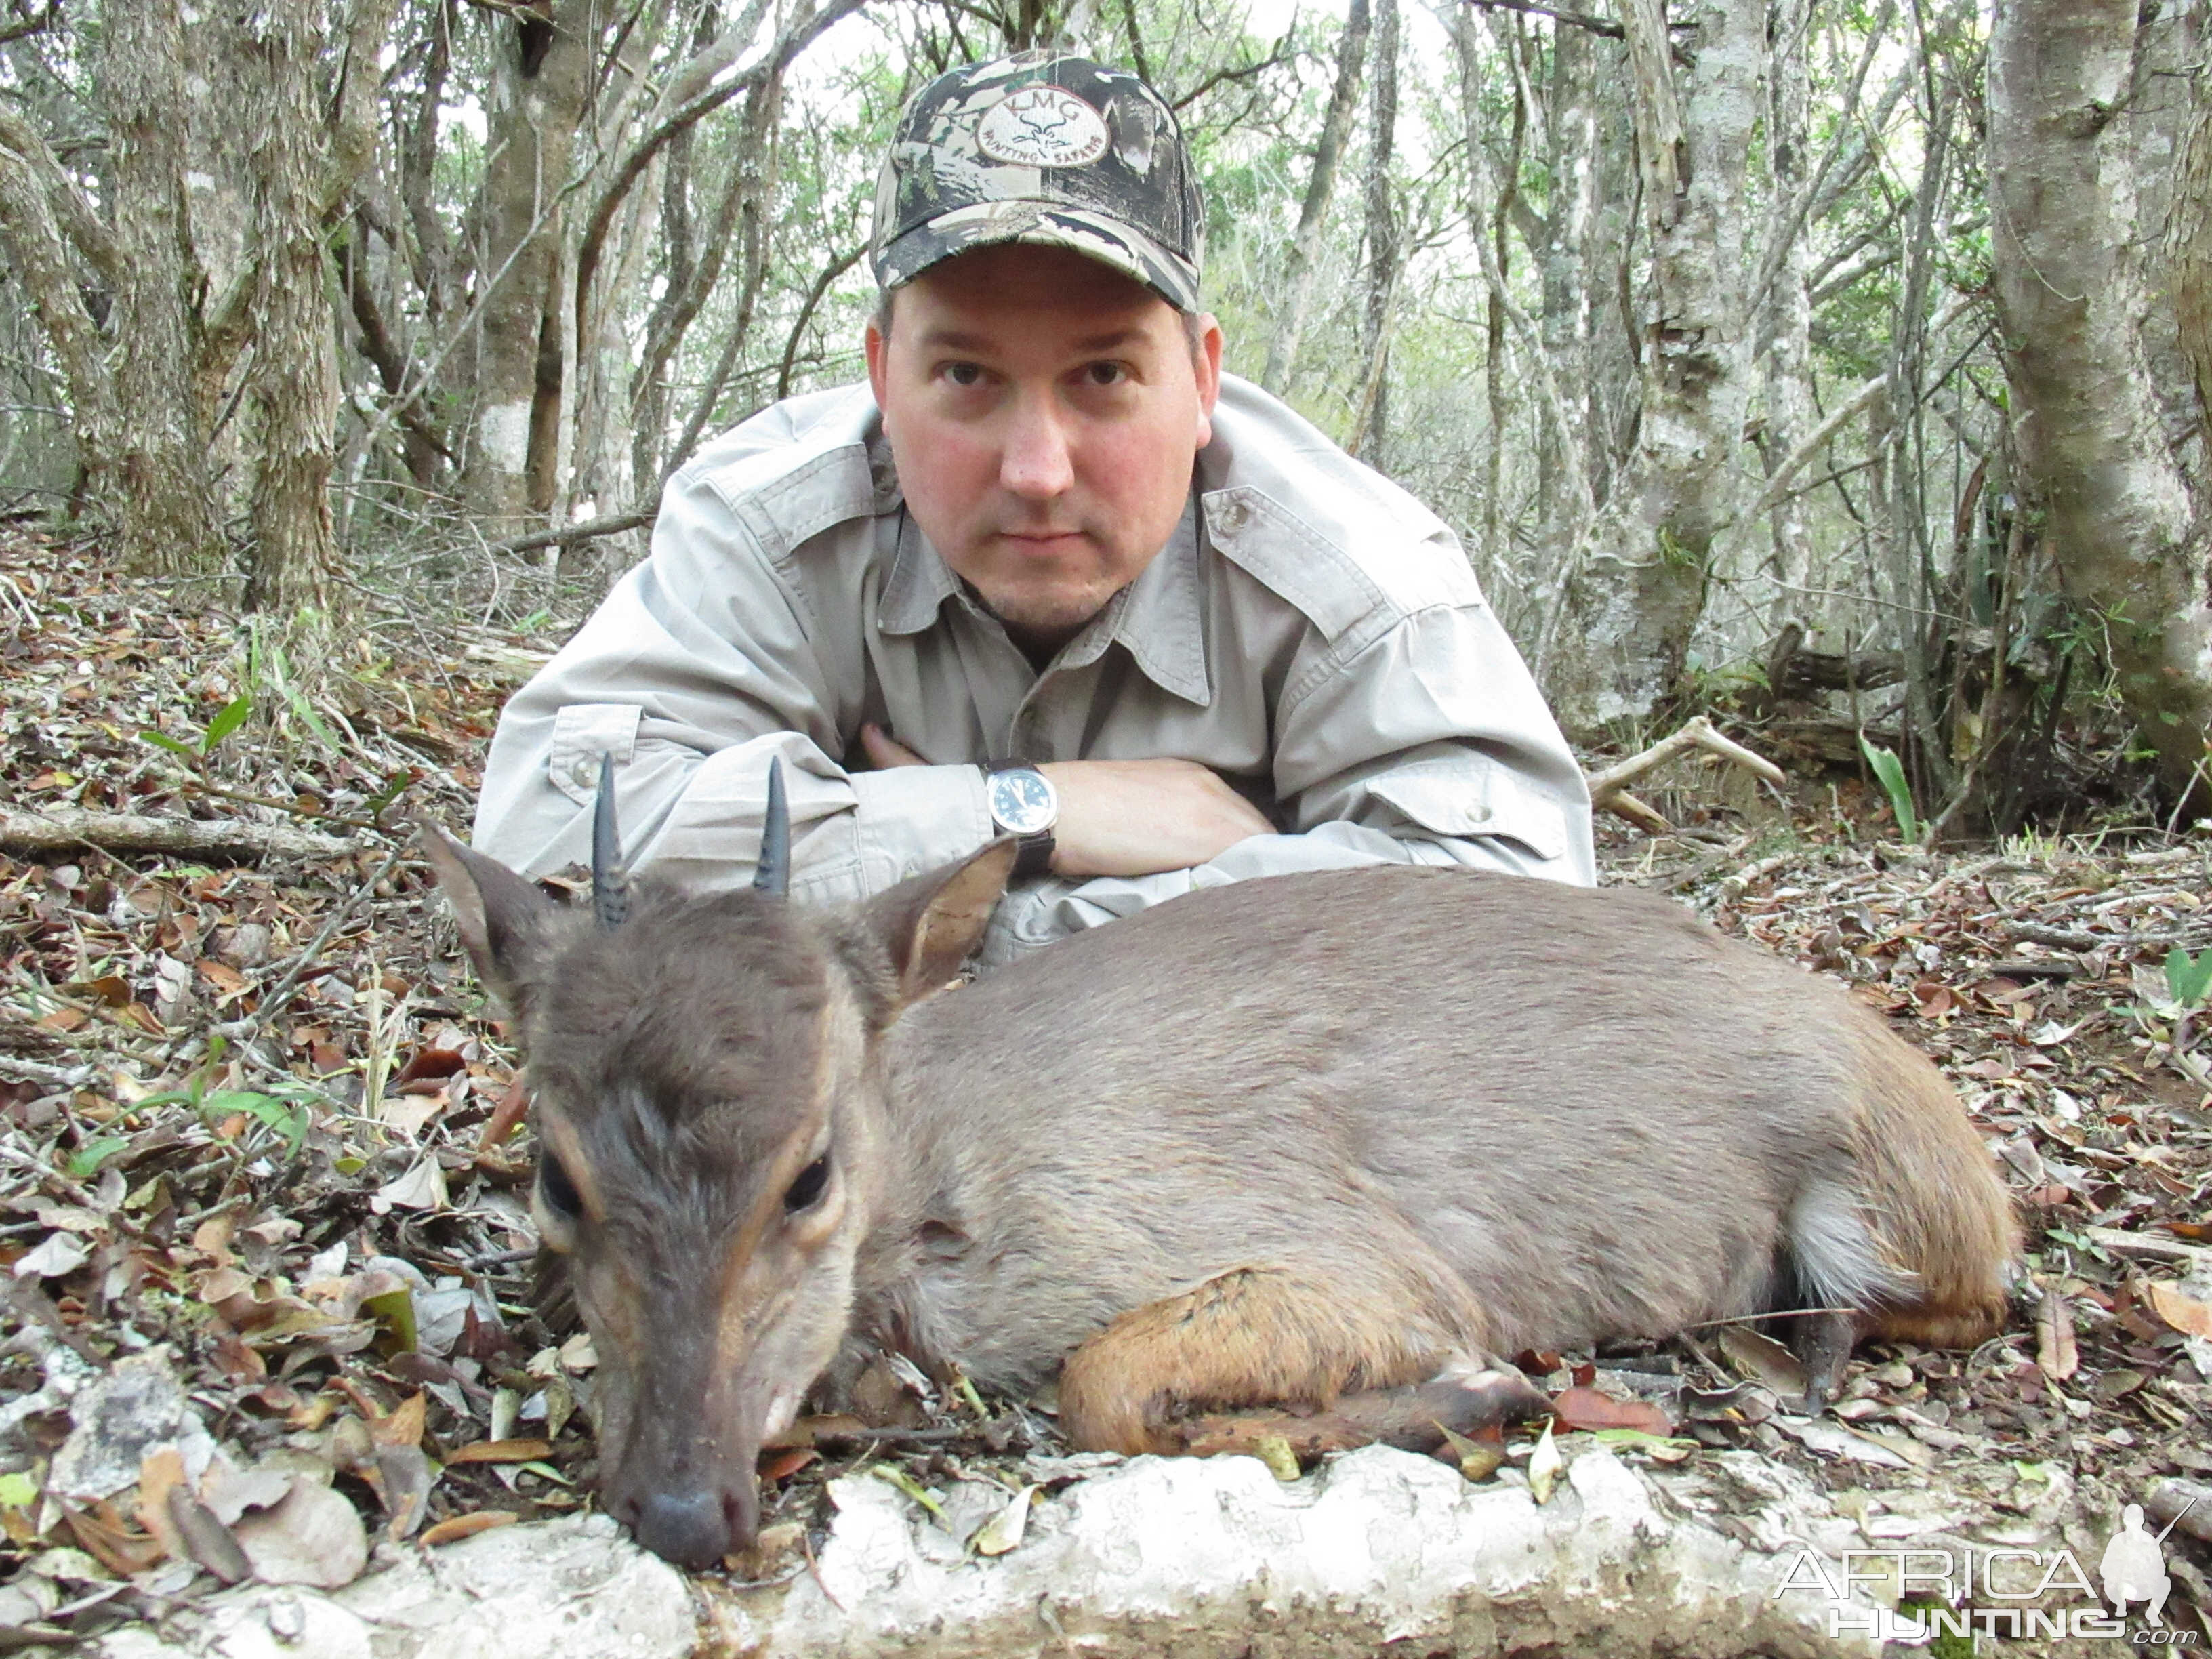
(475, 52, 1595, 964)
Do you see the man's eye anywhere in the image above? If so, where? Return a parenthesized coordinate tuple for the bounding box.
(1083, 362, 1128, 386)
(941, 362, 984, 388)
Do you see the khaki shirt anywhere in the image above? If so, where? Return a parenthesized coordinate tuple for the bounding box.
(474, 375, 1595, 962)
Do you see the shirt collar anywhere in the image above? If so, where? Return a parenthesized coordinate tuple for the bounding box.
(874, 494, 1214, 708)
(878, 509, 961, 635)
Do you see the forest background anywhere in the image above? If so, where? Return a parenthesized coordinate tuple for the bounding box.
(0, 0, 2209, 840)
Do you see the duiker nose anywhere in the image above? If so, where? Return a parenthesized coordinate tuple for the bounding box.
(620, 1471, 761, 1568)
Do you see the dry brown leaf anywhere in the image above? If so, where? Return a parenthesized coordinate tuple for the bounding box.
(1551, 1387, 1675, 1437)
(166, 1487, 251, 1584)
(231, 1479, 368, 1589)
(477, 1073, 531, 1149)
(2148, 1281, 2212, 1340)
(757, 1447, 817, 1484)
(60, 1500, 165, 1576)
(133, 1447, 188, 1561)
(372, 1391, 427, 1449)
(1716, 1326, 1809, 1399)
(419, 1511, 519, 1547)
(443, 1437, 553, 1466)
(2036, 1284, 2079, 1380)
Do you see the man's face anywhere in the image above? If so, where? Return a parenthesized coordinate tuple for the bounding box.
(866, 244, 1223, 652)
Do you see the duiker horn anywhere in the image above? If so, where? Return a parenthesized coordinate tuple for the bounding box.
(754, 757, 789, 897)
(591, 752, 628, 930)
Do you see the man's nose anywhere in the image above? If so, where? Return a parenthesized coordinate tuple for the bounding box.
(999, 398, 1075, 499)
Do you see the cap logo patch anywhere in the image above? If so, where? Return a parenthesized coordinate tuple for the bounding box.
(976, 85, 1111, 168)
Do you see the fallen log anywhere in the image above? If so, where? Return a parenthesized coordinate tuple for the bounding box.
(0, 809, 353, 863)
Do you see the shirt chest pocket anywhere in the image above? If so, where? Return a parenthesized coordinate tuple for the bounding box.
(548, 702, 644, 806)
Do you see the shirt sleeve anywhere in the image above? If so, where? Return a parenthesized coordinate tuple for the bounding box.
(470, 472, 993, 900)
(978, 597, 1596, 966)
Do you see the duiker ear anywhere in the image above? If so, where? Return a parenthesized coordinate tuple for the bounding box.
(864, 838, 1019, 1009)
(418, 824, 562, 1014)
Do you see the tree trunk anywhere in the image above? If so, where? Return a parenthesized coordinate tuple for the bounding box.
(1260, 0, 1370, 396)
(1476, 18, 1527, 562)
(1543, 0, 1759, 731)
(1350, 0, 1398, 466)
(459, 0, 594, 532)
(102, 0, 225, 578)
(0, 115, 119, 515)
(1536, 18, 1593, 546)
(1755, 0, 1818, 634)
(1988, 0, 2212, 803)
(241, 0, 342, 619)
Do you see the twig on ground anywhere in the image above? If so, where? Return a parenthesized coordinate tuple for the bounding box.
(0, 809, 353, 861)
(0, 1053, 97, 1089)
(231, 844, 410, 1037)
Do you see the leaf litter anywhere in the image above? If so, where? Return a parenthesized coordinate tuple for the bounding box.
(1, 531, 2209, 1635)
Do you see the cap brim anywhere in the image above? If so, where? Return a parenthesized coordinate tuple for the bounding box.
(874, 201, 1202, 312)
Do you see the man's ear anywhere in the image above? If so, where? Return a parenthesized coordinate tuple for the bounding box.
(859, 838, 1019, 1013)
(1191, 310, 1224, 447)
(418, 824, 562, 1016)
(865, 312, 890, 413)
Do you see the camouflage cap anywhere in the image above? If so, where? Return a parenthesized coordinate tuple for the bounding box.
(870, 52, 1205, 312)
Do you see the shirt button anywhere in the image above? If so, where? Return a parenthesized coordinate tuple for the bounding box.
(570, 758, 595, 785)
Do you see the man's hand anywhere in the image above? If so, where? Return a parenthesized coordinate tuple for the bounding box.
(859, 724, 1273, 879)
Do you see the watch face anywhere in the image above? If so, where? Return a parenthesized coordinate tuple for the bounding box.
(989, 767, 1057, 835)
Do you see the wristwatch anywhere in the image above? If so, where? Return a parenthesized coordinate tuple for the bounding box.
(983, 761, 1058, 879)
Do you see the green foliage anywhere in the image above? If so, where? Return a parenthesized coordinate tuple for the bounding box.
(2165, 947, 2212, 1011)
(247, 616, 340, 754)
(1858, 735, 1921, 843)
(134, 1036, 317, 1156)
(140, 693, 251, 764)
(66, 1135, 131, 1180)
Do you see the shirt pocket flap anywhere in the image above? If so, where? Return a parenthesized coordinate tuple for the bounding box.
(548, 702, 644, 806)
(1366, 760, 1571, 863)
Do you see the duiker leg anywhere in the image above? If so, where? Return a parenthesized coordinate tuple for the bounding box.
(1056, 1263, 1538, 1456)
(1160, 1357, 1553, 1460)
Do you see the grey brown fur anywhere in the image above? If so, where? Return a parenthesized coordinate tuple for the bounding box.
(422, 834, 2019, 1569)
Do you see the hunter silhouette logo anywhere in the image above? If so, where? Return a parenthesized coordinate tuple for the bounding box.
(2102, 1500, 2188, 1624)
(977, 86, 1110, 168)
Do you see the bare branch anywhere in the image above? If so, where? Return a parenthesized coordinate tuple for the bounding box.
(0, 107, 119, 283)
(573, 0, 863, 326)
(1586, 718, 1787, 833)
(1168, 38, 1298, 111)
(1465, 0, 1620, 41)
(491, 507, 656, 555)
(0, 125, 115, 456)
(0, 1, 60, 45)
(775, 245, 865, 402)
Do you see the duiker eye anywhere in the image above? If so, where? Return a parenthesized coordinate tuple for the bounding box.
(784, 1155, 830, 1212)
(538, 1153, 583, 1220)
